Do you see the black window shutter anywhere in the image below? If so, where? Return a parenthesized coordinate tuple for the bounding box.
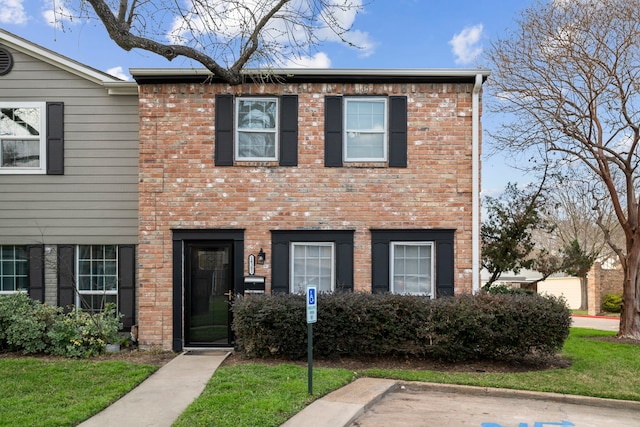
(118, 245, 136, 330)
(57, 245, 75, 311)
(27, 245, 45, 302)
(436, 240, 455, 297)
(279, 95, 298, 166)
(388, 96, 407, 168)
(46, 102, 64, 175)
(335, 241, 354, 291)
(370, 240, 390, 294)
(215, 94, 234, 166)
(271, 240, 289, 293)
(324, 96, 343, 167)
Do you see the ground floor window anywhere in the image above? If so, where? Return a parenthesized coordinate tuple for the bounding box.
(76, 245, 118, 313)
(390, 242, 434, 296)
(0, 245, 28, 293)
(271, 230, 354, 293)
(290, 242, 335, 293)
(371, 229, 455, 297)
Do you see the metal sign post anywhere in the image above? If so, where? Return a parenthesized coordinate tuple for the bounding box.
(306, 285, 317, 395)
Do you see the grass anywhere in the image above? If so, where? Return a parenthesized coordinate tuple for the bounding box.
(0, 358, 157, 426)
(1, 328, 639, 427)
(363, 328, 640, 400)
(175, 328, 640, 427)
(173, 364, 356, 427)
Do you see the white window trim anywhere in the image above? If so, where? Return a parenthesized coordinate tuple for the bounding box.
(343, 97, 388, 162)
(234, 97, 279, 161)
(0, 102, 47, 174)
(75, 245, 118, 311)
(390, 241, 435, 297)
(0, 245, 28, 294)
(289, 242, 335, 294)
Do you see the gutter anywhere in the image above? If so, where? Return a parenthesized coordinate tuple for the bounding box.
(130, 67, 491, 85)
(472, 73, 484, 293)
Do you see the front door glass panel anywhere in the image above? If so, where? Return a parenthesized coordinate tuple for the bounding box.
(186, 243, 233, 346)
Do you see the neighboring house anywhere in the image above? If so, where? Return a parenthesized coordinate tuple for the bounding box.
(131, 68, 488, 350)
(0, 30, 139, 329)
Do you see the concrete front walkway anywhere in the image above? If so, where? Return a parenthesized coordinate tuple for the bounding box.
(79, 350, 230, 427)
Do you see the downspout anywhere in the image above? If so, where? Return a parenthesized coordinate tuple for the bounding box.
(472, 74, 483, 293)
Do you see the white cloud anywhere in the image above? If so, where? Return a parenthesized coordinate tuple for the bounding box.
(106, 66, 130, 81)
(0, 0, 28, 24)
(168, 0, 373, 61)
(283, 52, 331, 68)
(42, 0, 74, 29)
(449, 24, 484, 65)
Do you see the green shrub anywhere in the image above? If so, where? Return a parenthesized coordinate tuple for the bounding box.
(47, 303, 123, 358)
(233, 292, 571, 362)
(0, 293, 61, 354)
(0, 294, 123, 357)
(602, 293, 623, 313)
(486, 283, 534, 295)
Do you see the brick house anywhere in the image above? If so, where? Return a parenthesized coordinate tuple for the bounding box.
(131, 68, 488, 351)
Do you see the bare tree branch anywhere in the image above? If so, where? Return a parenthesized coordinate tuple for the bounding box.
(63, 0, 367, 85)
(486, 0, 640, 339)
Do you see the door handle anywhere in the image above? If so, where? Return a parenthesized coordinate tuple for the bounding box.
(224, 291, 233, 302)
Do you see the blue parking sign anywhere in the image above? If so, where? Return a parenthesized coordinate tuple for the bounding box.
(307, 286, 317, 323)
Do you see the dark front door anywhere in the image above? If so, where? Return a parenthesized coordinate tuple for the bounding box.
(185, 242, 234, 347)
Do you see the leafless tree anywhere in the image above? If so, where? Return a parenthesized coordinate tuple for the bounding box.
(55, 0, 367, 84)
(486, 0, 640, 339)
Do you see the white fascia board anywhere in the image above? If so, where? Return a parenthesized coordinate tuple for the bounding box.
(130, 67, 491, 79)
(0, 29, 129, 91)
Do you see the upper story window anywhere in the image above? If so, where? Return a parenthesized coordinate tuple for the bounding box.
(325, 96, 407, 168)
(0, 103, 46, 174)
(0, 245, 28, 293)
(344, 98, 388, 162)
(235, 98, 279, 161)
(215, 94, 297, 166)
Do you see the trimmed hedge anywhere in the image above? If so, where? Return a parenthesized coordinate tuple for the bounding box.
(233, 292, 571, 362)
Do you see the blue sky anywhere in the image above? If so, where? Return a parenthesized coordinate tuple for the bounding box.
(0, 0, 537, 195)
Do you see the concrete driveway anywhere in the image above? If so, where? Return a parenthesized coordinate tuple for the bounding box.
(571, 315, 619, 331)
(351, 382, 640, 427)
(351, 316, 633, 427)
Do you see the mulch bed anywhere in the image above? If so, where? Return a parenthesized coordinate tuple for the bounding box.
(3, 335, 638, 372)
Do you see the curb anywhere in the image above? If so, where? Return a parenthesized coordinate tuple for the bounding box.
(572, 314, 620, 320)
(281, 380, 640, 427)
(401, 382, 640, 411)
(280, 378, 398, 427)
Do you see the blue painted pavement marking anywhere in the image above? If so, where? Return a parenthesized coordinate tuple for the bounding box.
(481, 421, 574, 427)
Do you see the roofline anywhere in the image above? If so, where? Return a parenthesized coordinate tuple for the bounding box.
(0, 29, 138, 95)
(131, 67, 491, 85)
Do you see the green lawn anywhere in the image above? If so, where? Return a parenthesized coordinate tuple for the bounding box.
(175, 328, 640, 427)
(0, 358, 157, 426)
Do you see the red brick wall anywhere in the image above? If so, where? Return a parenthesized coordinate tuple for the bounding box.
(587, 262, 624, 315)
(137, 81, 478, 348)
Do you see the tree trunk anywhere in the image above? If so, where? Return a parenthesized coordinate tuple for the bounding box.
(579, 276, 588, 312)
(619, 238, 640, 339)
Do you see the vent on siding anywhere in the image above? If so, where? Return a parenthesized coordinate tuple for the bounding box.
(0, 47, 14, 76)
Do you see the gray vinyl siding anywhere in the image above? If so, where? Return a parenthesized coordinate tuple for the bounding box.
(0, 46, 138, 245)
